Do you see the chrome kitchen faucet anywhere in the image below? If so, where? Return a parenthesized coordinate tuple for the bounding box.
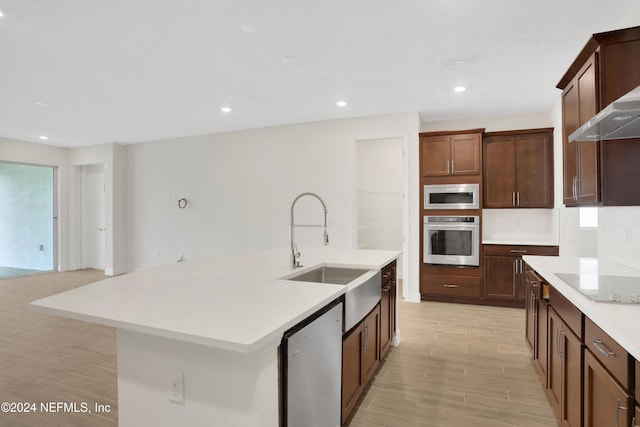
(289, 192, 329, 269)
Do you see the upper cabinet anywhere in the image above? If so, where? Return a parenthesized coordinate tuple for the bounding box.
(420, 130, 483, 177)
(483, 129, 554, 208)
(558, 25, 640, 206)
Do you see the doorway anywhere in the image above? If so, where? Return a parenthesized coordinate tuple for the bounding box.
(356, 138, 404, 277)
(80, 164, 107, 270)
(0, 162, 55, 278)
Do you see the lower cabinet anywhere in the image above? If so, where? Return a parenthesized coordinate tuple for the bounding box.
(525, 261, 640, 427)
(484, 245, 558, 307)
(584, 349, 633, 427)
(341, 304, 380, 424)
(548, 307, 583, 427)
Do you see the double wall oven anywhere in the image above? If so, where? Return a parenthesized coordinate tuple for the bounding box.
(423, 183, 481, 267)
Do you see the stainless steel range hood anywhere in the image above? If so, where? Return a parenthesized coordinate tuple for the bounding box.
(569, 85, 640, 142)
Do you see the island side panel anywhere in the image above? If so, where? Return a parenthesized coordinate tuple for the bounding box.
(117, 330, 279, 427)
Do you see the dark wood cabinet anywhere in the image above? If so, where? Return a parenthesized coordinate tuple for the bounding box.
(584, 349, 633, 427)
(558, 26, 640, 207)
(379, 261, 396, 359)
(548, 307, 583, 427)
(341, 304, 380, 423)
(483, 129, 554, 208)
(420, 130, 482, 177)
(562, 53, 599, 206)
(524, 262, 550, 384)
(341, 324, 363, 423)
(483, 245, 558, 307)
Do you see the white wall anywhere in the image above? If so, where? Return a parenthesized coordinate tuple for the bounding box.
(124, 113, 421, 299)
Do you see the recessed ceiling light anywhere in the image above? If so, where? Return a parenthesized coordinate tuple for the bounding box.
(220, 107, 231, 113)
(336, 101, 347, 107)
(0, 10, 4, 18)
(240, 23, 257, 33)
(39, 135, 49, 140)
(453, 86, 466, 93)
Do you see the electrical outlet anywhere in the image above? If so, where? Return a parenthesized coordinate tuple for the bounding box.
(167, 370, 184, 404)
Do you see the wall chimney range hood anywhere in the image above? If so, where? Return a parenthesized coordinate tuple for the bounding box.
(569, 85, 640, 142)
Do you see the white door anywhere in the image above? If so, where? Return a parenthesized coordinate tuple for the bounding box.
(356, 138, 404, 275)
(80, 164, 106, 270)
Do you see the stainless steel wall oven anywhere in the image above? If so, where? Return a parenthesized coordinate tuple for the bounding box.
(423, 215, 480, 266)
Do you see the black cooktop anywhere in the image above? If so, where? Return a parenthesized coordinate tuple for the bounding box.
(556, 273, 640, 304)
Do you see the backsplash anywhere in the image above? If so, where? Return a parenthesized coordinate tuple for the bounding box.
(482, 209, 559, 245)
(601, 206, 640, 270)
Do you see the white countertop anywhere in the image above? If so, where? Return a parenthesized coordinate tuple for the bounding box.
(29, 248, 399, 353)
(523, 255, 640, 361)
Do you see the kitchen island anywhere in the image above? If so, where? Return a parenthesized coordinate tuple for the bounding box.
(29, 248, 400, 427)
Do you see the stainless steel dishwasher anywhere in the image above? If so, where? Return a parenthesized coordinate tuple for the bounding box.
(280, 299, 343, 427)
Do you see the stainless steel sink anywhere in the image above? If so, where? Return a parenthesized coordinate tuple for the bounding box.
(282, 265, 381, 331)
(284, 266, 370, 285)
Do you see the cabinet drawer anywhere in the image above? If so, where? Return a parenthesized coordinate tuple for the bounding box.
(585, 317, 631, 390)
(549, 286, 583, 339)
(422, 275, 481, 298)
(381, 261, 396, 286)
(483, 244, 559, 257)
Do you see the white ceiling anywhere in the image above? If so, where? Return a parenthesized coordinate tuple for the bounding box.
(0, 0, 637, 147)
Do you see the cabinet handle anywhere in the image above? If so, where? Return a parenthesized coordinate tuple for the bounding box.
(382, 284, 391, 292)
(443, 284, 458, 288)
(593, 339, 615, 357)
(364, 324, 368, 352)
(451, 160, 454, 173)
(517, 191, 520, 206)
(556, 328, 564, 358)
(616, 398, 627, 427)
(512, 191, 516, 206)
(510, 249, 528, 253)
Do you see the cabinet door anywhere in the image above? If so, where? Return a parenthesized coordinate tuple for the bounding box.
(536, 299, 549, 385)
(576, 54, 599, 205)
(421, 136, 451, 176)
(562, 80, 579, 206)
(562, 321, 582, 427)
(516, 133, 553, 208)
(484, 255, 518, 299)
(380, 283, 391, 358)
(584, 349, 633, 427)
(362, 305, 380, 385)
(484, 136, 516, 207)
(451, 133, 481, 175)
(525, 280, 537, 355)
(341, 325, 363, 422)
(548, 308, 563, 413)
(549, 308, 582, 427)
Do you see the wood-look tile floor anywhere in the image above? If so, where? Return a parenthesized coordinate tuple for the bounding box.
(346, 298, 557, 427)
(0, 271, 555, 426)
(0, 269, 117, 427)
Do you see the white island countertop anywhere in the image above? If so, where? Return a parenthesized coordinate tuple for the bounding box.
(29, 248, 399, 354)
(523, 255, 640, 361)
